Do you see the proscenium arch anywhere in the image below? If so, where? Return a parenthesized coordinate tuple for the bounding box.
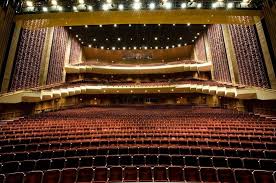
(15, 9, 263, 29)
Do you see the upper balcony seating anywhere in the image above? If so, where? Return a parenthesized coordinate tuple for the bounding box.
(0, 106, 275, 182)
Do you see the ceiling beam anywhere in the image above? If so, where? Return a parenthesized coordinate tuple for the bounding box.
(15, 9, 263, 29)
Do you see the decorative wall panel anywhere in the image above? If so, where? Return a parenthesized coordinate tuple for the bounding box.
(194, 35, 207, 62)
(69, 37, 81, 65)
(46, 27, 69, 85)
(207, 25, 231, 82)
(10, 21, 47, 91)
(229, 24, 270, 88)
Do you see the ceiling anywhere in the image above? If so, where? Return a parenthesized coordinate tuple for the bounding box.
(67, 24, 207, 50)
(19, 0, 259, 13)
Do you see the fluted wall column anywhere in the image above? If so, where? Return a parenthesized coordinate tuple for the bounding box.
(222, 25, 239, 84)
(203, 32, 214, 80)
(39, 27, 54, 86)
(1, 20, 22, 93)
(63, 36, 72, 82)
(255, 18, 276, 89)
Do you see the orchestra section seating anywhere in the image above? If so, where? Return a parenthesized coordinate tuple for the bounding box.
(0, 106, 276, 182)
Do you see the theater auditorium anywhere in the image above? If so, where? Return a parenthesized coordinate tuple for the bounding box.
(0, 0, 276, 182)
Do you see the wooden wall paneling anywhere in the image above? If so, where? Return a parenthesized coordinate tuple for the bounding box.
(203, 32, 214, 80)
(63, 35, 72, 82)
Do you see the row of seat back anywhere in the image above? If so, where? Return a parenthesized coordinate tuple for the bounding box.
(1, 167, 275, 183)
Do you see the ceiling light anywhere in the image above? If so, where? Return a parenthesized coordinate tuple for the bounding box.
(179, 37, 182, 40)
(129, 24, 132, 27)
(149, 2, 155, 10)
(78, 0, 84, 4)
(99, 24, 102, 27)
(197, 32, 200, 35)
(155, 46, 158, 49)
(178, 44, 181, 47)
(181, 2, 187, 8)
(57, 6, 63, 11)
(143, 24, 146, 27)
(102, 3, 110, 11)
(167, 37, 169, 40)
(172, 45, 175, 48)
(154, 37, 158, 40)
(117, 37, 121, 41)
(158, 24, 161, 26)
(112, 47, 116, 50)
(145, 90, 148, 93)
(123, 47, 126, 50)
(144, 46, 148, 50)
(93, 38, 96, 41)
(51, 0, 57, 6)
(134, 46, 137, 50)
(78, 38, 81, 41)
(69, 27, 72, 30)
(76, 35, 78, 37)
(87, 5, 93, 11)
(203, 24, 206, 27)
(212, 2, 217, 8)
(26, 1, 33, 7)
(85, 25, 88, 28)
(227, 2, 234, 9)
(107, 0, 112, 3)
(81, 42, 84, 44)
(197, 3, 202, 8)
(166, 46, 169, 49)
(192, 40, 194, 42)
(118, 4, 124, 10)
(114, 24, 117, 27)
(73, 6, 77, 11)
(42, 7, 48, 12)
(194, 36, 197, 39)
(101, 46, 104, 49)
(187, 23, 191, 26)
(106, 38, 108, 40)
(173, 24, 175, 26)
(88, 45, 92, 48)
(164, 2, 172, 9)
(185, 43, 187, 46)
(133, 2, 142, 10)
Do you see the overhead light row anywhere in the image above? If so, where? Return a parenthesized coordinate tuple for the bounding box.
(24, 0, 248, 12)
(87, 44, 189, 50)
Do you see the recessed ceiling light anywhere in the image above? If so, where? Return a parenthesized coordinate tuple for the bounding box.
(88, 44, 92, 48)
(166, 46, 169, 49)
(57, 6, 63, 11)
(179, 37, 182, 40)
(26, 1, 33, 7)
(42, 7, 48, 12)
(118, 4, 124, 10)
(51, 0, 57, 6)
(78, 0, 84, 4)
(197, 3, 202, 8)
(114, 24, 117, 27)
(134, 46, 137, 50)
(197, 33, 200, 35)
(112, 47, 115, 50)
(123, 47, 126, 50)
(99, 24, 102, 27)
(203, 24, 206, 27)
(85, 25, 88, 28)
(129, 24, 132, 27)
(143, 24, 146, 27)
(227, 2, 234, 9)
(154, 37, 158, 40)
(102, 3, 110, 11)
(106, 38, 108, 41)
(87, 5, 93, 11)
(69, 27, 72, 30)
(172, 45, 175, 48)
(173, 24, 175, 26)
(117, 37, 121, 41)
(178, 44, 181, 47)
(187, 23, 191, 26)
(101, 46, 104, 49)
(144, 46, 148, 50)
(76, 35, 79, 38)
(164, 2, 172, 9)
(133, 2, 142, 10)
(73, 6, 78, 11)
(155, 46, 158, 49)
(181, 2, 187, 8)
(149, 2, 155, 10)
(93, 38, 96, 41)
